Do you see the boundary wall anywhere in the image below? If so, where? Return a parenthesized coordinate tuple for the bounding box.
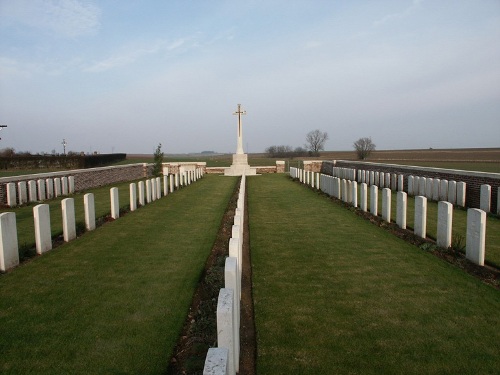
(310, 160, 500, 213)
(0, 163, 153, 206)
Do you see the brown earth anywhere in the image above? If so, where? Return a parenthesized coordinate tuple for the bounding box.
(167, 178, 255, 374)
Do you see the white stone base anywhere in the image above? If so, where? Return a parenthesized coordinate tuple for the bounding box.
(224, 153, 257, 176)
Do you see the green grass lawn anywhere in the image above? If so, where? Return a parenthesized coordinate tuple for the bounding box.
(0, 175, 238, 374)
(0, 179, 145, 259)
(249, 174, 500, 374)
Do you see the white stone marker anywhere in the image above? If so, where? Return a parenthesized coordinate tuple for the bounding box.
(440, 179, 448, 201)
(217, 288, 236, 375)
(18, 181, 27, 205)
(175, 173, 179, 189)
(334, 178, 340, 199)
(360, 183, 367, 212)
(61, 198, 76, 242)
(6, 183, 16, 207)
(419, 177, 426, 197)
(68, 176, 75, 194)
(437, 201, 453, 249)
(396, 191, 407, 229)
(138, 181, 145, 206)
(379, 173, 384, 188)
(33, 204, 52, 254)
(456, 182, 466, 207)
(203, 347, 229, 375)
(369, 171, 375, 186)
(316, 173, 320, 190)
(432, 178, 440, 201)
(37, 179, 46, 201)
(46, 179, 54, 199)
(84, 193, 96, 231)
(54, 178, 61, 197)
(224, 257, 240, 372)
(146, 179, 152, 204)
(370, 185, 378, 216)
(156, 177, 161, 198)
(414, 196, 427, 239)
(425, 178, 433, 199)
(170, 174, 174, 193)
(110, 187, 119, 219)
(408, 176, 414, 195)
(351, 181, 358, 208)
(28, 180, 37, 202)
(151, 178, 156, 201)
(0, 212, 19, 272)
(163, 175, 169, 196)
(414, 176, 420, 195)
(498, 187, 500, 215)
(391, 173, 397, 190)
(347, 180, 352, 203)
(448, 180, 456, 205)
(129, 183, 137, 212)
(398, 174, 404, 192)
(480, 184, 491, 213)
(229, 238, 241, 293)
(382, 188, 391, 223)
(466, 208, 486, 266)
(61, 176, 68, 195)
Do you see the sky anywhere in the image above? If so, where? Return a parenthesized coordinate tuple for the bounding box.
(0, 0, 499, 155)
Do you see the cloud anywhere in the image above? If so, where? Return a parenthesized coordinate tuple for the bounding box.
(83, 37, 192, 73)
(374, 0, 423, 26)
(1, 0, 101, 37)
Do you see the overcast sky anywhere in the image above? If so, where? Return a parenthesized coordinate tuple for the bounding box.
(1, 0, 499, 155)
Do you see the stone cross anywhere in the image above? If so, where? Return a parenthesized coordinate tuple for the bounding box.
(233, 104, 246, 155)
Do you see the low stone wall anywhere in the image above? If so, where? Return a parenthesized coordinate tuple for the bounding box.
(205, 161, 285, 175)
(314, 160, 500, 212)
(0, 163, 153, 206)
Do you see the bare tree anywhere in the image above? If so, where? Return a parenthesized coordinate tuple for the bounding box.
(353, 137, 376, 160)
(305, 129, 328, 156)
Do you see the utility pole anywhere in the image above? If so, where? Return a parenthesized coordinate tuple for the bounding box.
(62, 139, 67, 155)
(0, 125, 7, 140)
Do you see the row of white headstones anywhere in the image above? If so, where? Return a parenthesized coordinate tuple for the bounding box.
(202, 175, 246, 375)
(0, 169, 204, 272)
(290, 167, 490, 267)
(6, 176, 76, 207)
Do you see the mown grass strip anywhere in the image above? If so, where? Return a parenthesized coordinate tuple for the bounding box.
(249, 174, 500, 375)
(0, 175, 238, 374)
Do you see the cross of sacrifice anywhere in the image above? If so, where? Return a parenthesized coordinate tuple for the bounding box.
(233, 104, 246, 155)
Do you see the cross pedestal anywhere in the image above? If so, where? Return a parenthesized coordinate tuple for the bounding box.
(224, 104, 257, 176)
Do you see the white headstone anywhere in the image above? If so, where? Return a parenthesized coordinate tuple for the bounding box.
(425, 178, 433, 199)
(224, 257, 240, 371)
(84, 193, 96, 231)
(217, 288, 236, 375)
(466, 208, 486, 266)
(351, 181, 358, 208)
(360, 183, 367, 212)
(61, 176, 68, 195)
(419, 177, 426, 197)
(28, 180, 37, 202)
(110, 187, 119, 219)
(37, 179, 46, 201)
(439, 179, 448, 201)
(203, 348, 229, 375)
(170, 174, 174, 193)
(370, 185, 378, 216)
(54, 178, 61, 197)
(408, 176, 414, 195)
(432, 178, 440, 201)
(456, 182, 466, 207)
(6, 183, 16, 207)
(437, 201, 453, 249)
(33, 204, 52, 254)
(397, 174, 404, 192)
(61, 198, 76, 242)
(130, 183, 137, 212)
(448, 180, 456, 205)
(414, 196, 427, 239)
(396, 191, 407, 229)
(479, 184, 491, 213)
(382, 188, 391, 223)
(68, 176, 75, 194)
(163, 175, 169, 196)
(0, 212, 19, 271)
(18, 181, 27, 205)
(146, 179, 152, 203)
(46, 179, 54, 199)
(138, 181, 145, 206)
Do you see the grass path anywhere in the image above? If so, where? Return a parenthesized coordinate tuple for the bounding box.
(248, 174, 500, 374)
(0, 175, 238, 374)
